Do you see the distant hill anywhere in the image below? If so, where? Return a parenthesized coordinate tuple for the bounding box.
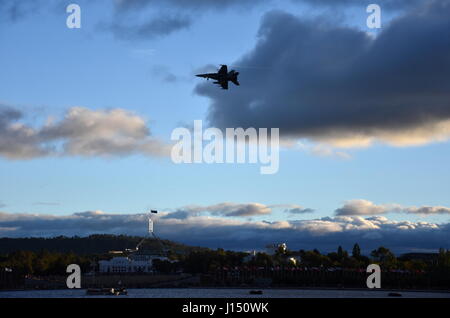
(0, 234, 207, 255)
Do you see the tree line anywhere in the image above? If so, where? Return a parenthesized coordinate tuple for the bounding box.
(156, 244, 450, 274)
(1, 236, 450, 277)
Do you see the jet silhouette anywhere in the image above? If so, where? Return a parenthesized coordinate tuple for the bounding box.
(196, 65, 239, 90)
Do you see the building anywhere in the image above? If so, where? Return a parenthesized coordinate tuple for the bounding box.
(265, 243, 287, 255)
(243, 250, 257, 263)
(98, 255, 169, 273)
(98, 212, 169, 274)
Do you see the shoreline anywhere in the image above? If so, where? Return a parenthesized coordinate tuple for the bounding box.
(1, 286, 449, 294)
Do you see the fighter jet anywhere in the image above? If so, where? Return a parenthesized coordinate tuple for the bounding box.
(196, 65, 239, 90)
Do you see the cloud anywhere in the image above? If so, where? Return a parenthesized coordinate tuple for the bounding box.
(335, 199, 450, 216)
(162, 202, 316, 219)
(0, 210, 448, 253)
(294, 0, 423, 10)
(0, 105, 170, 160)
(335, 200, 390, 216)
(161, 207, 201, 220)
(108, 0, 270, 40)
(0, 0, 45, 22)
(163, 202, 273, 219)
(0, 202, 6, 209)
(108, 14, 192, 40)
(284, 206, 315, 214)
(0, 105, 47, 159)
(205, 202, 272, 217)
(196, 1, 450, 149)
(114, 0, 269, 11)
(268, 204, 315, 215)
(404, 206, 450, 215)
(0, 0, 266, 39)
(151, 65, 179, 83)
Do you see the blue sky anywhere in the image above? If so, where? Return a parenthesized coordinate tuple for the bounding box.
(1, 0, 449, 252)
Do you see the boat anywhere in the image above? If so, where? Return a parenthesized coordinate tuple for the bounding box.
(86, 287, 127, 296)
(249, 290, 263, 295)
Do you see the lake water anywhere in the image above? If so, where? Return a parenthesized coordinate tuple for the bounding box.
(0, 288, 449, 298)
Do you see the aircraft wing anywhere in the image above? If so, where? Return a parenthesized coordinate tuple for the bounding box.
(219, 80, 228, 90)
(218, 65, 227, 75)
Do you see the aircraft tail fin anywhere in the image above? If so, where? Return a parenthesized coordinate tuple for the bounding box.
(230, 71, 240, 86)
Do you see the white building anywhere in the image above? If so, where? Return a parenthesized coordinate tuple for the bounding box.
(98, 255, 168, 273)
(265, 243, 287, 255)
(243, 250, 257, 263)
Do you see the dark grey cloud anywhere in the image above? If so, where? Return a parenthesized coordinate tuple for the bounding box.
(0, 105, 170, 160)
(108, 0, 269, 40)
(0, 105, 48, 159)
(206, 202, 272, 217)
(196, 1, 450, 148)
(0, 211, 448, 254)
(294, 0, 423, 10)
(108, 14, 192, 40)
(405, 206, 450, 215)
(115, 0, 269, 11)
(269, 204, 315, 214)
(285, 207, 315, 214)
(0, 0, 69, 23)
(0, 0, 43, 22)
(0, 105, 21, 124)
(0, 0, 266, 39)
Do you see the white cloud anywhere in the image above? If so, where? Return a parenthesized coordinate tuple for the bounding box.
(335, 199, 391, 216)
(335, 199, 450, 216)
(0, 105, 171, 159)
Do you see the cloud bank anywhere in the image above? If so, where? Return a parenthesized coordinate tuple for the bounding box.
(163, 202, 274, 219)
(336, 199, 450, 216)
(0, 210, 448, 253)
(0, 105, 170, 159)
(196, 1, 450, 149)
(162, 202, 316, 219)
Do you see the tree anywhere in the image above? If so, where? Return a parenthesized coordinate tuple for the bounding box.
(352, 243, 361, 259)
(370, 246, 396, 268)
(337, 246, 344, 258)
(337, 246, 349, 261)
